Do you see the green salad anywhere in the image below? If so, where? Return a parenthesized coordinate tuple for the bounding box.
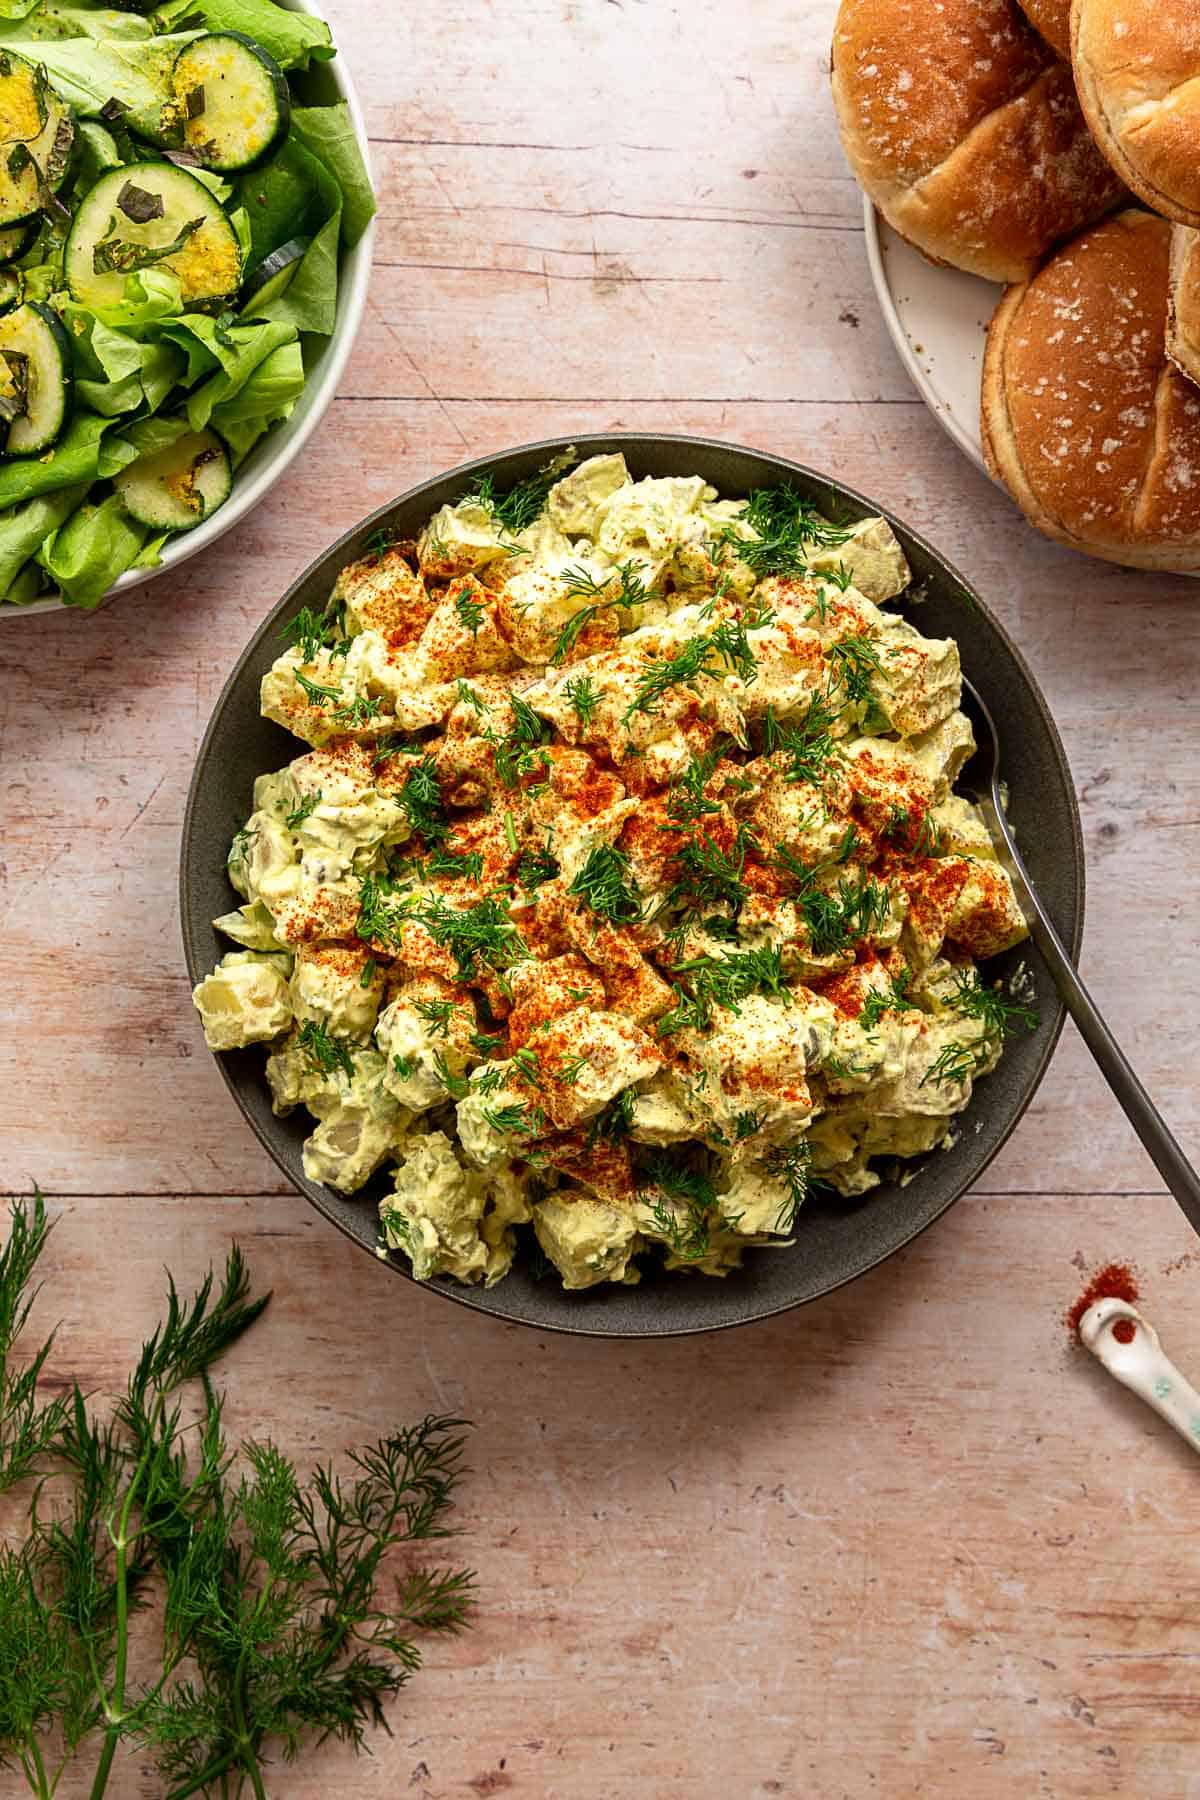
(0, 0, 374, 610)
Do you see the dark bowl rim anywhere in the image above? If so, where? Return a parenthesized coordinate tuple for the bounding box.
(181, 431, 1086, 1339)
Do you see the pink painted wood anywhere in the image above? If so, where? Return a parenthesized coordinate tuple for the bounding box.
(2, 2, 1200, 1793)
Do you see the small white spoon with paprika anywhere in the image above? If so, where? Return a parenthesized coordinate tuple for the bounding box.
(1079, 1298, 1200, 1460)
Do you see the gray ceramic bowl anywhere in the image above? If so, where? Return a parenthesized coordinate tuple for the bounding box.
(181, 434, 1085, 1338)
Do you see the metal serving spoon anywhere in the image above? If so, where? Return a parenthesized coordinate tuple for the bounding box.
(960, 675, 1200, 1236)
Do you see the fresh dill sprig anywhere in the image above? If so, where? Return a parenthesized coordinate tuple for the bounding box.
(762, 692, 844, 786)
(432, 1052, 469, 1098)
(417, 894, 527, 984)
(547, 603, 605, 668)
(548, 561, 646, 665)
(294, 670, 342, 707)
(761, 1141, 817, 1232)
(0, 1191, 69, 1497)
(356, 874, 418, 949)
(462, 450, 576, 534)
(486, 696, 552, 789)
(562, 559, 648, 607)
(715, 485, 852, 579)
(858, 965, 914, 1034)
(455, 679, 489, 715)
(950, 971, 1039, 1039)
(469, 1064, 507, 1095)
(584, 1087, 637, 1147)
(516, 846, 559, 890)
(567, 844, 642, 924)
(920, 975, 1038, 1088)
(920, 1040, 983, 1089)
(398, 756, 448, 845)
(482, 1100, 544, 1136)
(826, 633, 884, 707)
(664, 826, 753, 917)
(426, 843, 484, 882)
(665, 745, 726, 826)
(509, 1046, 544, 1089)
(285, 789, 321, 830)
(799, 873, 891, 957)
(280, 606, 350, 665)
(637, 1151, 741, 1262)
(622, 635, 718, 722)
(331, 692, 386, 728)
(415, 998, 456, 1037)
(454, 585, 486, 637)
(563, 674, 603, 729)
(297, 1019, 356, 1081)
(665, 944, 789, 1033)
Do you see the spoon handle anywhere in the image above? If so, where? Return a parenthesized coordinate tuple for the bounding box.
(980, 793, 1200, 1235)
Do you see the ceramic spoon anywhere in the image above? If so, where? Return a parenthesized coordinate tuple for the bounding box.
(1079, 1298, 1200, 1459)
(961, 674, 1200, 1238)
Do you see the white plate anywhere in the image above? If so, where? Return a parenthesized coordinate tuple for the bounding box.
(863, 200, 1200, 576)
(1, 0, 374, 622)
(863, 199, 1001, 477)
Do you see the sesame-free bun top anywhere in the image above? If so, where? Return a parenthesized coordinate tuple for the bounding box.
(832, 0, 1124, 283)
(1017, 0, 1071, 57)
(982, 209, 1200, 570)
(1072, 0, 1200, 227)
(1167, 225, 1200, 389)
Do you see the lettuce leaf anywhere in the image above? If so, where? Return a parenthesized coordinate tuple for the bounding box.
(0, 484, 87, 598)
(151, 0, 332, 68)
(251, 210, 339, 334)
(236, 134, 339, 269)
(3, 4, 154, 41)
(67, 268, 186, 331)
(39, 492, 148, 609)
(8, 30, 198, 131)
(5, 559, 50, 604)
(290, 103, 375, 249)
(209, 339, 303, 429)
(0, 413, 137, 509)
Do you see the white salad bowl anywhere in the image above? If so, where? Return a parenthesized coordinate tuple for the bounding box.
(2, 0, 374, 623)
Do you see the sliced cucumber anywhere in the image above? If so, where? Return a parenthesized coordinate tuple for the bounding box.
(240, 234, 307, 312)
(0, 269, 21, 316)
(0, 52, 75, 227)
(0, 217, 41, 268)
(65, 161, 243, 311)
(115, 426, 232, 531)
(169, 34, 290, 174)
(0, 300, 72, 456)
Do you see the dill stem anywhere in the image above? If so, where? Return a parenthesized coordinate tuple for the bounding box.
(231, 1653, 266, 1800)
(87, 1453, 144, 1800)
(163, 1751, 238, 1800)
(23, 1736, 51, 1798)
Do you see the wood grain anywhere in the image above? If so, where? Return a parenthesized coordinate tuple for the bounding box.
(2, 0, 1200, 1793)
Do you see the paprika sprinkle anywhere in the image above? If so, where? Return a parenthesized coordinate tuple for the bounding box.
(1065, 1263, 1138, 1338)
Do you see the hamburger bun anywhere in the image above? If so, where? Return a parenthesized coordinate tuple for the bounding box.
(982, 209, 1200, 570)
(1072, 0, 1200, 227)
(1017, 0, 1071, 57)
(1167, 225, 1200, 389)
(832, 0, 1124, 283)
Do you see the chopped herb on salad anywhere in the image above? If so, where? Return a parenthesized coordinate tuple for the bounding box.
(0, 0, 374, 610)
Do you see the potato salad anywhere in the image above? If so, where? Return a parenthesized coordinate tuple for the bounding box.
(192, 452, 1033, 1291)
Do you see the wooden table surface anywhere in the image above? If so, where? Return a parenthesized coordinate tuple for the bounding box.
(4, 2, 1200, 1794)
